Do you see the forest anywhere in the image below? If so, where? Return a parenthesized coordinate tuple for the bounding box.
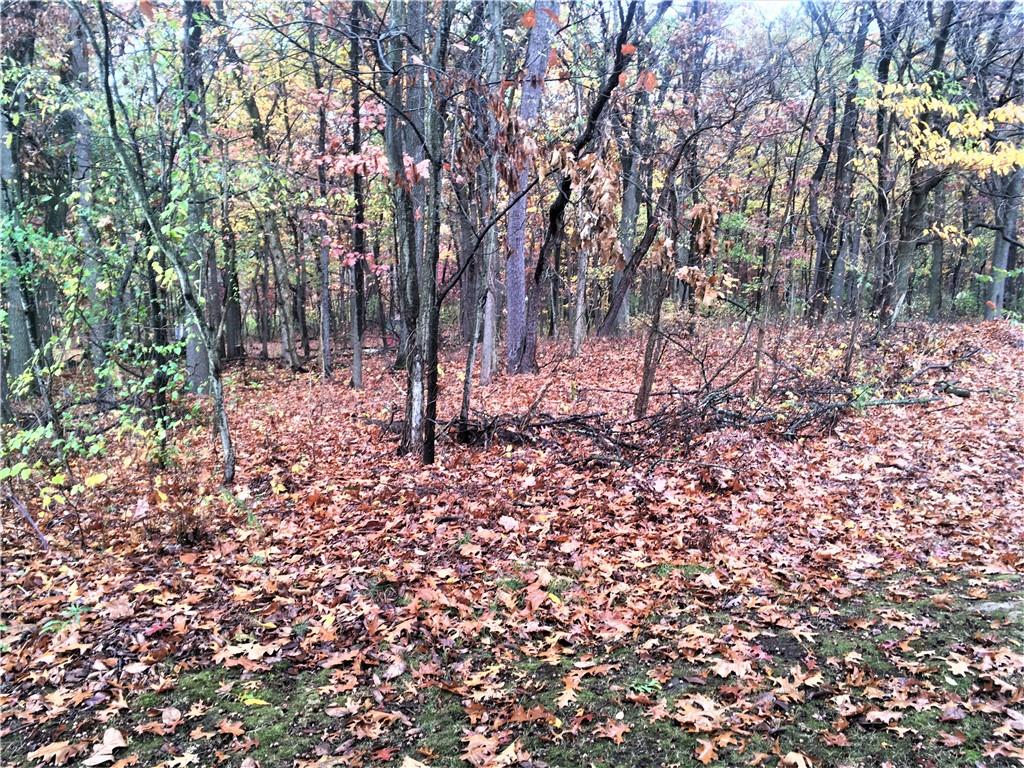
(1, 0, 1023, 766)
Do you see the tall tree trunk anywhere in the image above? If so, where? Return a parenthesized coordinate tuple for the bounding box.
(634, 269, 669, 418)
(220, 141, 244, 360)
(399, 1, 426, 454)
(70, 15, 113, 404)
(571, 248, 588, 357)
(1, 108, 31, 394)
(479, 0, 504, 385)
(524, 1, 638, 369)
(182, 0, 212, 392)
(420, 0, 454, 463)
(303, 0, 332, 378)
(810, 6, 868, 320)
(870, 1, 907, 316)
(506, 0, 558, 373)
(348, 0, 366, 386)
(879, 1, 954, 325)
(986, 169, 1023, 320)
(928, 186, 946, 320)
(263, 219, 303, 369)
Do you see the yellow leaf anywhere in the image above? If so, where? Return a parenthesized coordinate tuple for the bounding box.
(85, 472, 107, 489)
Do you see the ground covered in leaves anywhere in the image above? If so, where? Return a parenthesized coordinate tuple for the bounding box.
(3, 321, 1024, 768)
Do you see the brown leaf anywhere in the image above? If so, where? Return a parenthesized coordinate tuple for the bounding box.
(938, 730, 966, 747)
(218, 719, 245, 737)
(26, 741, 79, 766)
(694, 738, 717, 765)
(595, 717, 630, 744)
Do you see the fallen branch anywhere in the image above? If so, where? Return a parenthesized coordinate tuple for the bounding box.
(6, 491, 49, 551)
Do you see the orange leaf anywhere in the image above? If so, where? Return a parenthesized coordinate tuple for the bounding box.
(521, 9, 536, 29)
(139, 0, 154, 21)
(639, 70, 658, 92)
(621, 42, 637, 55)
(695, 738, 717, 765)
(595, 718, 631, 744)
(217, 719, 245, 737)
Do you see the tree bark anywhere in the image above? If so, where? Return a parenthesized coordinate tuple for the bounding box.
(986, 169, 1023, 320)
(879, 1, 955, 325)
(522, 1, 638, 370)
(506, 0, 558, 373)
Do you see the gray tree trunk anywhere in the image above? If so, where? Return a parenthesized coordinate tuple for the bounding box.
(70, 18, 112, 403)
(506, 0, 558, 372)
(479, 0, 504, 385)
(571, 249, 588, 356)
(928, 186, 946, 320)
(986, 169, 1023, 320)
(183, 0, 212, 392)
(1, 119, 31, 388)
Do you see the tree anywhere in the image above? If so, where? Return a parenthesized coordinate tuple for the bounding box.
(506, 0, 559, 374)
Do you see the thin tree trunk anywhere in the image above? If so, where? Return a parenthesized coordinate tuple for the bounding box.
(479, 0, 504, 385)
(506, 0, 558, 373)
(634, 269, 669, 418)
(987, 169, 1023, 319)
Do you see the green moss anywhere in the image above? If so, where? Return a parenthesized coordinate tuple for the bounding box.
(411, 688, 466, 767)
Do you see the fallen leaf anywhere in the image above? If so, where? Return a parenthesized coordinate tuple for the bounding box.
(217, 719, 245, 737)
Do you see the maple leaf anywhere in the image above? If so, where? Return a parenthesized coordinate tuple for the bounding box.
(217, 719, 245, 737)
(555, 673, 581, 707)
(673, 694, 725, 732)
(695, 571, 725, 590)
(493, 740, 528, 767)
(595, 717, 631, 744)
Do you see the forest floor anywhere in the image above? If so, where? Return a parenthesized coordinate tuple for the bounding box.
(3, 321, 1024, 768)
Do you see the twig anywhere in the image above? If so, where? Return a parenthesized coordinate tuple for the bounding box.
(5, 491, 49, 551)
